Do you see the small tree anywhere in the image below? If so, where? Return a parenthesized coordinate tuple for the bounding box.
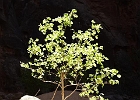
(21, 9, 121, 100)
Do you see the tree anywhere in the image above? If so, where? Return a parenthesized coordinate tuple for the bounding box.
(21, 9, 121, 100)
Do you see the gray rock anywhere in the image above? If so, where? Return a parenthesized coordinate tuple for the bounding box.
(20, 95, 40, 100)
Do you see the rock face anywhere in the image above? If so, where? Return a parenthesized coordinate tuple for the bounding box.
(0, 92, 23, 100)
(85, 0, 140, 97)
(0, 0, 140, 98)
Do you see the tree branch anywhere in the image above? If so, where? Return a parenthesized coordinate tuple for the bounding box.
(42, 80, 59, 85)
(64, 83, 84, 88)
(51, 84, 60, 100)
(64, 76, 84, 100)
(34, 89, 40, 96)
(64, 85, 78, 100)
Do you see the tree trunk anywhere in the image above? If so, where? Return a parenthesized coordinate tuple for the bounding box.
(61, 72, 65, 100)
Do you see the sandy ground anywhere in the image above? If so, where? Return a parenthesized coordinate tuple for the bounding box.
(37, 90, 89, 100)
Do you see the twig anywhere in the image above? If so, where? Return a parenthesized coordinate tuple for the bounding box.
(64, 83, 84, 88)
(76, 89, 82, 91)
(64, 76, 83, 100)
(34, 89, 40, 96)
(43, 80, 59, 85)
(51, 84, 60, 100)
(64, 85, 78, 100)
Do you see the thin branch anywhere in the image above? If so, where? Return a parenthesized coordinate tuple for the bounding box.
(65, 74, 84, 88)
(64, 83, 84, 88)
(64, 84, 77, 88)
(42, 80, 59, 85)
(34, 89, 40, 96)
(78, 75, 82, 84)
(64, 75, 84, 100)
(76, 89, 82, 91)
(75, 72, 79, 82)
(64, 85, 78, 100)
(51, 84, 60, 100)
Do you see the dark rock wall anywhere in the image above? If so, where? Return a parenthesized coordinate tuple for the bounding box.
(0, 0, 25, 93)
(0, 0, 140, 97)
(86, 0, 140, 96)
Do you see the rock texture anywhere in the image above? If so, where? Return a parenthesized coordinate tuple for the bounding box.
(85, 0, 140, 96)
(0, 92, 23, 100)
(0, 0, 140, 99)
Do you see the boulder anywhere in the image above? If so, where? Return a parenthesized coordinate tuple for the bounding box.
(20, 95, 40, 100)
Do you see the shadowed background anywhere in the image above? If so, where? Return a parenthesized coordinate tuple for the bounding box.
(0, 0, 140, 99)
